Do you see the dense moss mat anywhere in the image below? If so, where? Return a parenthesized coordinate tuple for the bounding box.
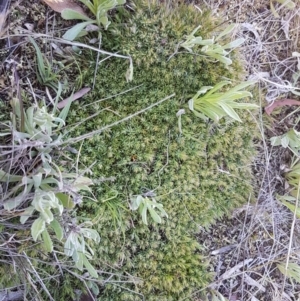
(63, 1, 256, 300)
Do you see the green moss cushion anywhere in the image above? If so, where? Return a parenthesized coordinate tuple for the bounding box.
(65, 1, 256, 300)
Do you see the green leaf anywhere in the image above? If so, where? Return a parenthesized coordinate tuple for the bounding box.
(191, 37, 214, 45)
(78, 0, 95, 14)
(277, 194, 297, 202)
(148, 207, 162, 223)
(28, 37, 46, 80)
(215, 24, 235, 41)
(4, 184, 33, 210)
(190, 81, 257, 122)
(58, 92, 73, 123)
(0, 132, 11, 137)
(281, 200, 300, 218)
(64, 235, 74, 256)
(203, 81, 230, 97)
(188, 98, 194, 111)
(270, 136, 282, 146)
(42, 228, 53, 252)
(228, 81, 256, 93)
(189, 25, 202, 37)
(20, 206, 35, 224)
(82, 254, 98, 278)
(62, 21, 95, 41)
(131, 195, 143, 210)
(75, 252, 84, 271)
(99, 15, 110, 29)
(56, 192, 75, 209)
(0, 169, 23, 182)
(13, 131, 31, 139)
(32, 173, 42, 189)
(205, 52, 232, 65)
(50, 219, 63, 241)
(88, 281, 99, 296)
(73, 176, 93, 192)
(230, 102, 258, 109)
(219, 103, 242, 122)
(80, 228, 100, 243)
(31, 217, 46, 241)
(52, 82, 63, 114)
(41, 177, 62, 188)
(222, 38, 245, 49)
(156, 204, 168, 218)
(61, 8, 92, 21)
(281, 135, 289, 148)
(276, 0, 295, 9)
(277, 262, 300, 283)
(192, 109, 209, 121)
(141, 203, 148, 225)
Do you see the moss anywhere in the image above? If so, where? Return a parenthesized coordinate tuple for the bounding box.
(63, 0, 256, 299)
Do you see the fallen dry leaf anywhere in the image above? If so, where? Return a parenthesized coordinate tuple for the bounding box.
(265, 98, 300, 115)
(57, 87, 91, 109)
(41, 0, 86, 14)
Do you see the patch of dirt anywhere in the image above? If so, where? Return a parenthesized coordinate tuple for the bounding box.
(0, 0, 85, 105)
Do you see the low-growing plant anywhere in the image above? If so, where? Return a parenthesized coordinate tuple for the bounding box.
(271, 128, 300, 156)
(64, 221, 100, 277)
(130, 194, 168, 225)
(277, 163, 300, 216)
(188, 80, 258, 122)
(29, 37, 59, 91)
(285, 160, 300, 192)
(180, 24, 245, 66)
(61, 0, 126, 41)
(0, 92, 100, 280)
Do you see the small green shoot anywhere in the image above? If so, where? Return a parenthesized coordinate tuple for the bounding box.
(271, 129, 300, 156)
(180, 24, 245, 66)
(188, 81, 258, 122)
(29, 37, 59, 91)
(64, 224, 100, 278)
(285, 162, 300, 191)
(61, 0, 126, 41)
(277, 262, 300, 284)
(130, 195, 168, 225)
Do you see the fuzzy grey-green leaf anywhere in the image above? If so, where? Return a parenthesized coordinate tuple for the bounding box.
(31, 217, 46, 241)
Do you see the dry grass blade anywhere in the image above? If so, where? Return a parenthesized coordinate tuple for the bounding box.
(0, 0, 9, 36)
